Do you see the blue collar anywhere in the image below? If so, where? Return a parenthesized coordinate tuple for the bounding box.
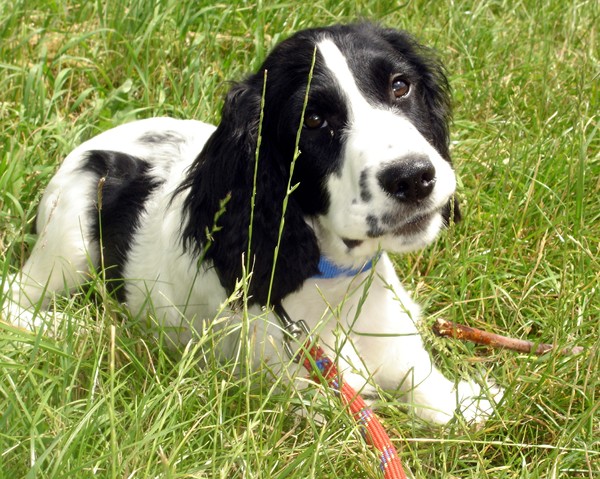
(313, 255, 377, 279)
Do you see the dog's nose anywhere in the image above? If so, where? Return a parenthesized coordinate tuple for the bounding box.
(377, 155, 436, 202)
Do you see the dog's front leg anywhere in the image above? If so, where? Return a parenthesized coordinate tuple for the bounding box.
(347, 257, 502, 425)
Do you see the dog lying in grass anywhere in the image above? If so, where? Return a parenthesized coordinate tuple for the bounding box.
(3, 23, 501, 425)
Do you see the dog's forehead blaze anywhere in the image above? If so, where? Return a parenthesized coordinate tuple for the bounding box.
(316, 39, 373, 122)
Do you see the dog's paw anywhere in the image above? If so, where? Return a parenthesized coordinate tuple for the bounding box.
(408, 372, 504, 426)
(456, 379, 504, 425)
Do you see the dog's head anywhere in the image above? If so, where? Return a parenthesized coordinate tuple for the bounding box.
(181, 23, 459, 305)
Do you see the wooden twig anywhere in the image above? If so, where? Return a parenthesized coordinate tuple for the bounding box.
(433, 318, 584, 356)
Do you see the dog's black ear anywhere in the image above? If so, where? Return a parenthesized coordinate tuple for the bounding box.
(441, 196, 462, 224)
(179, 79, 320, 306)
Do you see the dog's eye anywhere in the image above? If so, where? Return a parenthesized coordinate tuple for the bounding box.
(304, 113, 328, 129)
(391, 76, 410, 99)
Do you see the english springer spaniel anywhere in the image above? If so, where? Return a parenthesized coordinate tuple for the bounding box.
(3, 23, 501, 424)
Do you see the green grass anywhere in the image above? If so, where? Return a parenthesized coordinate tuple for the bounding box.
(1, 0, 598, 477)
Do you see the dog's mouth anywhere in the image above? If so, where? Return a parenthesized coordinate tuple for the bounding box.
(342, 238, 364, 249)
(390, 212, 435, 236)
(342, 211, 437, 249)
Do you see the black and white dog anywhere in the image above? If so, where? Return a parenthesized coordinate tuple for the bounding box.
(4, 23, 501, 424)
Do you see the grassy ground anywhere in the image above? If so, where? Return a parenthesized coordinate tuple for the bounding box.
(0, 0, 598, 477)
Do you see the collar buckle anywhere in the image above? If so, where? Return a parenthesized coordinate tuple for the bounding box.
(273, 303, 311, 362)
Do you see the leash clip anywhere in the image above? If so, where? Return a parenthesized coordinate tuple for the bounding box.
(273, 303, 311, 362)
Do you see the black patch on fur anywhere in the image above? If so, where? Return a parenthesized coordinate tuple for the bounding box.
(366, 215, 384, 238)
(81, 150, 163, 298)
(359, 169, 372, 202)
(137, 131, 184, 145)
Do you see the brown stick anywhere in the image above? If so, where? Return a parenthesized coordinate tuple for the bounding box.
(433, 318, 584, 356)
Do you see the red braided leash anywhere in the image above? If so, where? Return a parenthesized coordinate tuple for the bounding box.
(273, 303, 407, 478)
(301, 342, 408, 479)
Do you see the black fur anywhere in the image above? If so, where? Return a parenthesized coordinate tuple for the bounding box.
(178, 82, 321, 306)
(82, 150, 163, 297)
